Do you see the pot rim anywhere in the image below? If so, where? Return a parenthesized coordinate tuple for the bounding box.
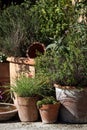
(0, 103, 17, 114)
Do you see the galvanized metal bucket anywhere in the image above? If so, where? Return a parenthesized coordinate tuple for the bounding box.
(55, 85, 87, 123)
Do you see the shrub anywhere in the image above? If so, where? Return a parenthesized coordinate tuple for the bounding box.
(0, 52, 7, 62)
(35, 1, 87, 88)
(30, 0, 75, 45)
(36, 29, 87, 88)
(0, 2, 31, 56)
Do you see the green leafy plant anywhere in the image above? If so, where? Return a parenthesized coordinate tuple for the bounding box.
(0, 86, 12, 103)
(35, 1, 87, 88)
(37, 96, 58, 108)
(27, 0, 75, 45)
(0, 53, 7, 62)
(11, 73, 54, 97)
(0, 2, 32, 57)
(36, 37, 87, 88)
(0, 0, 43, 57)
(0, 0, 78, 56)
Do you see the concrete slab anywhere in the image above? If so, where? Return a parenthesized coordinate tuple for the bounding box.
(0, 121, 87, 130)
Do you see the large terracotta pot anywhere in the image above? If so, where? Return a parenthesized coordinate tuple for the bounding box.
(39, 103, 60, 124)
(7, 57, 35, 85)
(0, 62, 11, 103)
(0, 62, 10, 86)
(55, 84, 87, 123)
(17, 96, 39, 122)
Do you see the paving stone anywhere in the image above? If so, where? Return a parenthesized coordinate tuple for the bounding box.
(0, 122, 87, 130)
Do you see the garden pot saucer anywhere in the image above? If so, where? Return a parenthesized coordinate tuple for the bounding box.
(0, 103, 18, 121)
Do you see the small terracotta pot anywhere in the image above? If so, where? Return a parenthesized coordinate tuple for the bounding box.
(17, 96, 39, 122)
(26, 42, 45, 58)
(39, 103, 60, 123)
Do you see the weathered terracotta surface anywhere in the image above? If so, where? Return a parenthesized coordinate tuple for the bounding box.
(0, 62, 10, 86)
(55, 86, 87, 123)
(17, 96, 39, 122)
(26, 42, 45, 58)
(39, 103, 60, 124)
(7, 57, 35, 85)
(7, 57, 35, 65)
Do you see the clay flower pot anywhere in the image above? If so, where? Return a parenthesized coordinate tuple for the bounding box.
(0, 62, 10, 86)
(17, 96, 39, 122)
(26, 42, 45, 58)
(39, 103, 60, 123)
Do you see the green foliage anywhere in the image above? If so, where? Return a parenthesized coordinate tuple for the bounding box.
(0, 2, 32, 56)
(0, 0, 86, 91)
(0, 0, 79, 56)
(36, 35, 87, 87)
(35, 0, 87, 88)
(0, 0, 24, 9)
(0, 86, 12, 103)
(11, 73, 54, 97)
(26, 0, 75, 45)
(37, 96, 58, 108)
(75, 0, 87, 23)
(35, 50, 58, 82)
(0, 53, 7, 62)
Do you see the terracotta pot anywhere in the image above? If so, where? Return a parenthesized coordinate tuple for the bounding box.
(55, 85, 87, 123)
(26, 42, 45, 58)
(39, 103, 60, 124)
(0, 62, 10, 86)
(17, 96, 39, 122)
(7, 57, 35, 85)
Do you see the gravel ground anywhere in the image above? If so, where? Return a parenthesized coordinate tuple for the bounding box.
(0, 121, 87, 130)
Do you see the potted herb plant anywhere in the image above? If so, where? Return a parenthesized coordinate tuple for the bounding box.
(36, 23, 87, 123)
(35, 1, 87, 123)
(11, 73, 51, 122)
(54, 1, 87, 123)
(37, 96, 60, 124)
